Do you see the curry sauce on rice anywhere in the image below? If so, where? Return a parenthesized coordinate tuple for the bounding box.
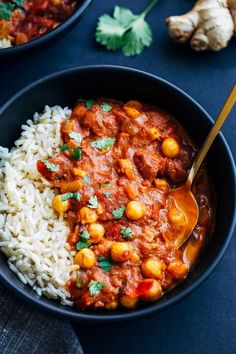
(0, 99, 215, 310)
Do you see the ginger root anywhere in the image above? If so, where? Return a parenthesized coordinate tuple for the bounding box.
(166, 0, 236, 51)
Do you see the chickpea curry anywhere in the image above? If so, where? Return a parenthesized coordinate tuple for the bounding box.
(37, 99, 215, 310)
(0, 0, 78, 47)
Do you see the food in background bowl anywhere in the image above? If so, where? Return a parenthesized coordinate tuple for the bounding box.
(0, 98, 215, 311)
(0, 0, 79, 48)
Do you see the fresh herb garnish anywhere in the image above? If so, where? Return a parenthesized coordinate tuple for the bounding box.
(95, 0, 158, 57)
(121, 227, 133, 240)
(60, 144, 70, 151)
(91, 137, 115, 150)
(83, 176, 90, 184)
(85, 99, 95, 109)
(72, 147, 82, 160)
(13, 0, 24, 7)
(76, 240, 89, 251)
(80, 230, 91, 241)
(101, 182, 112, 188)
(88, 280, 104, 296)
(112, 205, 126, 220)
(87, 196, 98, 209)
(69, 131, 82, 144)
(0, 2, 14, 21)
(103, 191, 111, 198)
(61, 192, 81, 202)
(98, 257, 112, 272)
(42, 160, 59, 172)
(101, 103, 112, 112)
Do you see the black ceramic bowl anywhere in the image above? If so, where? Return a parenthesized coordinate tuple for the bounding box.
(0, 0, 92, 58)
(0, 66, 235, 323)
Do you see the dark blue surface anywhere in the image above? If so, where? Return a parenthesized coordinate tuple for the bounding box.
(0, 0, 236, 353)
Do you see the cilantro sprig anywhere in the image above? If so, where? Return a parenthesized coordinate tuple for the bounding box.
(98, 257, 112, 272)
(87, 196, 99, 209)
(88, 280, 104, 296)
(112, 205, 126, 220)
(91, 137, 115, 150)
(61, 192, 81, 202)
(60, 144, 70, 151)
(121, 227, 133, 240)
(0, 0, 24, 21)
(95, 0, 158, 57)
(101, 103, 112, 112)
(76, 230, 91, 250)
(41, 160, 59, 172)
(72, 147, 82, 160)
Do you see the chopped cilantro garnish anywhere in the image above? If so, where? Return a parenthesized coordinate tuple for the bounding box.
(101, 103, 112, 112)
(69, 131, 82, 144)
(87, 196, 98, 209)
(41, 160, 59, 172)
(98, 257, 112, 272)
(0, 2, 14, 21)
(60, 144, 70, 151)
(13, 0, 24, 7)
(112, 205, 126, 220)
(91, 137, 115, 150)
(85, 99, 95, 109)
(81, 230, 91, 241)
(101, 182, 112, 188)
(83, 176, 90, 184)
(76, 240, 89, 251)
(103, 191, 111, 198)
(72, 147, 82, 160)
(121, 227, 133, 240)
(61, 192, 81, 202)
(88, 280, 104, 296)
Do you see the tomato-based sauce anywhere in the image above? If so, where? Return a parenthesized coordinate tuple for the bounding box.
(37, 99, 215, 310)
(0, 0, 78, 47)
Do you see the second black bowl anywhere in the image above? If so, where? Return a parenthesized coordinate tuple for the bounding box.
(0, 65, 235, 322)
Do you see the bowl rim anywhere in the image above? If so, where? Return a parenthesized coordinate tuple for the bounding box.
(0, 0, 92, 55)
(0, 65, 235, 322)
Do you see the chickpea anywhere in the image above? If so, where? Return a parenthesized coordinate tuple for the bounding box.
(110, 242, 134, 262)
(141, 279, 162, 301)
(105, 301, 119, 310)
(168, 260, 188, 280)
(161, 137, 180, 158)
(88, 223, 105, 243)
(125, 200, 147, 221)
(141, 258, 163, 280)
(74, 248, 96, 269)
(168, 208, 186, 230)
(120, 295, 138, 309)
(79, 207, 98, 224)
(52, 195, 69, 216)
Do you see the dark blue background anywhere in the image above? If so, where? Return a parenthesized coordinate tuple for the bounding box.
(1, 1, 236, 353)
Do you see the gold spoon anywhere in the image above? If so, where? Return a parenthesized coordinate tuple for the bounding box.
(171, 84, 236, 248)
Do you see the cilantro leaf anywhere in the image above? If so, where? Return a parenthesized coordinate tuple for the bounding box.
(61, 192, 81, 202)
(88, 195, 98, 209)
(121, 227, 133, 240)
(95, 1, 158, 57)
(60, 144, 70, 151)
(91, 137, 115, 150)
(81, 230, 90, 241)
(85, 99, 95, 109)
(112, 205, 126, 220)
(101, 103, 112, 112)
(98, 257, 112, 272)
(101, 182, 112, 188)
(13, 0, 24, 7)
(88, 280, 104, 296)
(69, 131, 82, 144)
(0, 2, 14, 21)
(103, 191, 111, 198)
(83, 176, 90, 184)
(72, 147, 82, 160)
(76, 240, 89, 250)
(42, 160, 59, 172)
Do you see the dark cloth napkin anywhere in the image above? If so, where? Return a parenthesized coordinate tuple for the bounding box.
(0, 285, 83, 354)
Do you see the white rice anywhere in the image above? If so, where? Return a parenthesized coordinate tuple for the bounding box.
(0, 105, 76, 306)
(0, 39, 12, 49)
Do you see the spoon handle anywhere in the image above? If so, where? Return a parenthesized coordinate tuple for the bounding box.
(188, 84, 236, 185)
